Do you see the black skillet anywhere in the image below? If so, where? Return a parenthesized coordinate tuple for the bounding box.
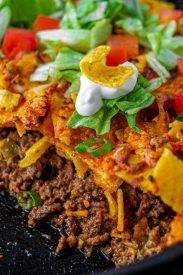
(0, 1, 183, 274)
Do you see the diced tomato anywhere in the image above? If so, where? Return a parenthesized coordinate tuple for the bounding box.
(145, 69, 158, 80)
(177, 58, 183, 75)
(33, 15, 60, 31)
(175, 92, 183, 114)
(159, 9, 183, 24)
(106, 35, 139, 66)
(2, 28, 37, 59)
(106, 48, 128, 67)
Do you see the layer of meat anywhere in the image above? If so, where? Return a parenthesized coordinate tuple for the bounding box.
(0, 129, 174, 266)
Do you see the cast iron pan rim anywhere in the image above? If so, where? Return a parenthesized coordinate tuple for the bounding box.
(101, 243, 183, 275)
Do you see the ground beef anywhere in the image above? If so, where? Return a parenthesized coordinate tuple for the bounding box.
(0, 128, 175, 267)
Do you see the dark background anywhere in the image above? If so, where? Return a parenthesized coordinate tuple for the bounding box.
(0, 1, 183, 274)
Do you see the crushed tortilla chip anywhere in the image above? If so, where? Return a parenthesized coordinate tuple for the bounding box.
(153, 148, 183, 214)
(80, 46, 134, 88)
(117, 148, 183, 214)
(0, 89, 21, 111)
(167, 215, 183, 246)
(168, 121, 183, 140)
(19, 136, 50, 168)
(133, 55, 147, 74)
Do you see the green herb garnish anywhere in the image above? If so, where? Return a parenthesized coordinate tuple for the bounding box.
(75, 137, 113, 157)
(17, 190, 42, 211)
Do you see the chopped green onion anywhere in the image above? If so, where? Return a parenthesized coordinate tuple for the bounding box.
(75, 138, 113, 157)
(17, 190, 42, 211)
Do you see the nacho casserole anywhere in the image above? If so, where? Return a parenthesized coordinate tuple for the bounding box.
(0, 0, 183, 267)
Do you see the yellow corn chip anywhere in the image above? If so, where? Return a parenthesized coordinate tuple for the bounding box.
(80, 46, 134, 88)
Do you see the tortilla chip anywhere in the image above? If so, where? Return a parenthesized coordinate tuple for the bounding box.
(117, 148, 183, 214)
(80, 46, 134, 88)
(167, 215, 183, 246)
(153, 148, 183, 214)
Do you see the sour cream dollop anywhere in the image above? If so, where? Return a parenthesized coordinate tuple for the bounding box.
(75, 62, 138, 117)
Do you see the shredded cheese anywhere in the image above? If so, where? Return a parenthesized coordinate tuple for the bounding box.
(66, 210, 88, 218)
(117, 189, 125, 232)
(104, 190, 117, 219)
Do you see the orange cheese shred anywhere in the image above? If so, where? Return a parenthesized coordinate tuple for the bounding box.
(104, 190, 117, 219)
(66, 210, 88, 218)
(117, 189, 124, 232)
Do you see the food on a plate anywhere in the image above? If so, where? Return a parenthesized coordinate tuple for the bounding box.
(0, 0, 183, 267)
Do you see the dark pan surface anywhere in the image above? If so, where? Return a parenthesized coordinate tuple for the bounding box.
(1, 1, 183, 274)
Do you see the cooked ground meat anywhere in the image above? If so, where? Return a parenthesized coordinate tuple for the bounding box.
(0, 129, 175, 266)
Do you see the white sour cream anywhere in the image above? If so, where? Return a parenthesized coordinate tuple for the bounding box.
(75, 62, 139, 116)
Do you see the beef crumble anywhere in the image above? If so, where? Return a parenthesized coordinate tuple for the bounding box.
(0, 129, 175, 266)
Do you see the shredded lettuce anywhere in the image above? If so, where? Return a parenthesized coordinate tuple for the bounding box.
(146, 52, 170, 83)
(37, 19, 112, 53)
(79, 2, 107, 25)
(37, 29, 91, 53)
(76, 0, 98, 20)
(61, 1, 81, 29)
(67, 106, 119, 135)
(62, 70, 81, 97)
(0, 6, 11, 42)
(115, 2, 183, 72)
(105, 0, 124, 21)
(157, 48, 180, 70)
(30, 63, 54, 82)
(10, 0, 64, 27)
(53, 48, 84, 71)
(146, 78, 162, 93)
(90, 19, 112, 49)
(67, 75, 156, 134)
(31, 48, 83, 84)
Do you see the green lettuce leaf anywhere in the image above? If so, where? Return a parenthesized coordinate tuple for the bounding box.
(79, 1, 107, 25)
(53, 48, 84, 71)
(62, 70, 81, 97)
(67, 106, 119, 135)
(157, 48, 180, 70)
(125, 113, 141, 133)
(10, 0, 64, 27)
(37, 19, 112, 53)
(146, 52, 170, 82)
(90, 19, 112, 49)
(105, 0, 124, 21)
(61, 1, 81, 29)
(67, 75, 156, 135)
(0, 6, 11, 42)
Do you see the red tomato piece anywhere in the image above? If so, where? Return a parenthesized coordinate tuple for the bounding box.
(159, 9, 183, 24)
(33, 15, 60, 31)
(175, 93, 183, 114)
(2, 28, 37, 59)
(145, 69, 158, 80)
(106, 35, 139, 66)
(106, 48, 127, 67)
(177, 58, 183, 75)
